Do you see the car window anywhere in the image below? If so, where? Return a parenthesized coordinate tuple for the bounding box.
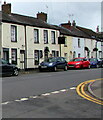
(70, 58, 82, 62)
(83, 58, 87, 61)
(89, 58, 97, 62)
(2, 59, 8, 64)
(44, 58, 57, 62)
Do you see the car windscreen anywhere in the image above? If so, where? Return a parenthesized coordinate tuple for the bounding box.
(89, 58, 97, 62)
(44, 58, 57, 62)
(70, 58, 82, 62)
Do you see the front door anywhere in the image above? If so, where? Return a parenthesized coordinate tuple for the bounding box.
(20, 50, 25, 70)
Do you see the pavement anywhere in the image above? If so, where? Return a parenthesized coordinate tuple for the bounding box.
(88, 79, 103, 100)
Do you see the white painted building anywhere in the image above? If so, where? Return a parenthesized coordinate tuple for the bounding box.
(1, 2, 60, 70)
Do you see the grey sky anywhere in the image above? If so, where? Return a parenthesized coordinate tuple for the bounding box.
(2, 1, 102, 31)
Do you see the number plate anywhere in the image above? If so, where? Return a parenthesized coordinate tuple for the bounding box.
(41, 66, 47, 68)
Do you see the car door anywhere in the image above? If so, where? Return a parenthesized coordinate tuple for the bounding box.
(83, 58, 89, 67)
(56, 57, 66, 69)
(2, 59, 13, 75)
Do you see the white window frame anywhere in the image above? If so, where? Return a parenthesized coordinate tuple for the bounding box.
(11, 25, 17, 42)
(44, 30, 48, 44)
(51, 31, 56, 44)
(34, 29, 39, 43)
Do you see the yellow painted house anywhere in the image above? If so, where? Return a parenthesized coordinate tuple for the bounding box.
(54, 26, 73, 61)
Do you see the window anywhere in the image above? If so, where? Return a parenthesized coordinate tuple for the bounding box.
(51, 31, 56, 44)
(34, 50, 43, 65)
(78, 38, 80, 48)
(101, 42, 103, 46)
(52, 51, 59, 57)
(64, 38, 67, 47)
(52, 50, 55, 57)
(44, 30, 48, 44)
(78, 53, 81, 57)
(11, 25, 17, 42)
(34, 29, 39, 43)
(11, 49, 17, 64)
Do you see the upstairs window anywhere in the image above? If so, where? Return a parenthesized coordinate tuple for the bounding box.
(51, 31, 56, 44)
(44, 30, 48, 44)
(34, 29, 39, 43)
(11, 25, 17, 42)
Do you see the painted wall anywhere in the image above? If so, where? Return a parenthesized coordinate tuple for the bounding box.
(61, 36, 72, 61)
(2, 22, 60, 69)
(72, 37, 85, 58)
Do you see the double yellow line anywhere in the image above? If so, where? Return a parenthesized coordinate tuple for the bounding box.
(76, 78, 103, 105)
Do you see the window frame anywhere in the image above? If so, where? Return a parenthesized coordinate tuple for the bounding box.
(44, 30, 48, 44)
(11, 25, 17, 42)
(34, 29, 39, 43)
(11, 48, 17, 65)
(51, 31, 56, 44)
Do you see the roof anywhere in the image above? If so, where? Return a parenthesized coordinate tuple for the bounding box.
(61, 23, 91, 39)
(53, 25, 73, 36)
(1, 11, 59, 30)
(76, 26, 98, 39)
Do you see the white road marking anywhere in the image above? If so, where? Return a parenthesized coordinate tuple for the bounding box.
(51, 91, 60, 94)
(1, 101, 11, 105)
(41, 93, 51, 96)
(70, 87, 76, 90)
(1, 88, 70, 105)
(60, 89, 68, 92)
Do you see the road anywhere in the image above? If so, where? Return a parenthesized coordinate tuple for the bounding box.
(2, 68, 102, 118)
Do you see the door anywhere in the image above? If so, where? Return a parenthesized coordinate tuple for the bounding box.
(56, 57, 66, 69)
(20, 50, 25, 70)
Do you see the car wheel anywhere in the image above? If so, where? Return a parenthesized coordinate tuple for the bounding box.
(64, 66, 68, 71)
(13, 68, 19, 76)
(53, 66, 57, 72)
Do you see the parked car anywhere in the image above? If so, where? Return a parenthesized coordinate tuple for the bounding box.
(67, 57, 90, 69)
(39, 57, 68, 72)
(0, 59, 19, 76)
(89, 58, 102, 68)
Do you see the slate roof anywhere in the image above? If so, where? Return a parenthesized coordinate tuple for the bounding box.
(1, 11, 59, 30)
(61, 23, 91, 39)
(76, 26, 98, 39)
(53, 25, 73, 36)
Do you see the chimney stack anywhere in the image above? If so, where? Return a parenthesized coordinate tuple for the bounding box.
(37, 12, 47, 22)
(2, 2, 11, 14)
(72, 20, 76, 26)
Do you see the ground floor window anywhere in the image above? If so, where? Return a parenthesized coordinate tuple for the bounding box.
(11, 48, 17, 64)
(52, 50, 59, 57)
(34, 50, 43, 65)
(3, 48, 9, 61)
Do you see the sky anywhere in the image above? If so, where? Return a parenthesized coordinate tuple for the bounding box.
(0, 0, 102, 32)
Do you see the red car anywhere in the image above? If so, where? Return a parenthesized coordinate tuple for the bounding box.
(67, 57, 90, 69)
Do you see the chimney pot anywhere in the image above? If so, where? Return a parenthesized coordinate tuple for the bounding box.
(68, 20, 71, 26)
(72, 20, 76, 26)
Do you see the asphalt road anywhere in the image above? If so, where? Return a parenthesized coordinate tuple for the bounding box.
(2, 68, 102, 118)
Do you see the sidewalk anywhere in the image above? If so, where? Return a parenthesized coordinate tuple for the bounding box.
(88, 79, 103, 100)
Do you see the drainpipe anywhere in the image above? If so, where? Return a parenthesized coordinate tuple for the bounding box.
(96, 40, 98, 58)
(24, 25, 27, 70)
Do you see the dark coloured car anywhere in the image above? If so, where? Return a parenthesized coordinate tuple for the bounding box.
(39, 57, 68, 72)
(67, 57, 90, 69)
(89, 58, 101, 68)
(0, 59, 19, 76)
